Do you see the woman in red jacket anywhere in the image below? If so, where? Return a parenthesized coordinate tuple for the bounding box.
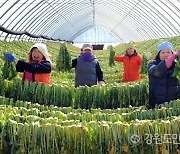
(5, 43, 52, 84)
(114, 45, 142, 82)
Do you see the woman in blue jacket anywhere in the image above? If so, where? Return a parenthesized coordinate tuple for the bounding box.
(148, 42, 180, 108)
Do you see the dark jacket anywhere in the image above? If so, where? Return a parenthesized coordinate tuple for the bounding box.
(148, 59, 178, 107)
(16, 60, 51, 84)
(72, 57, 104, 87)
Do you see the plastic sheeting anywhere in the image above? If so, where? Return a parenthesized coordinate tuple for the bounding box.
(0, 0, 179, 42)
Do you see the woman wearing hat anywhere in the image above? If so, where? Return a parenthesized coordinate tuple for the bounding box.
(114, 42, 142, 82)
(72, 44, 105, 87)
(148, 42, 180, 108)
(5, 43, 52, 84)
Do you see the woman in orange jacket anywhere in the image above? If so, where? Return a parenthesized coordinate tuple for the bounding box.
(5, 43, 52, 84)
(114, 45, 142, 82)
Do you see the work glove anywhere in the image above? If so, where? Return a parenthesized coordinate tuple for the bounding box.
(175, 50, 180, 56)
(98, 81, 105, 86)
(165, 51, 180, 68)
(5, 52, 17, 62)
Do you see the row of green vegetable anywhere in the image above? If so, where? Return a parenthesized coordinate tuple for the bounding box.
(1, 115, 179, 154)
(0, 78, 149, 109)
(0, 99, 179, 123)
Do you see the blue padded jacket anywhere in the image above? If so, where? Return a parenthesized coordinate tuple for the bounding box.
(148, 59, 179, 107)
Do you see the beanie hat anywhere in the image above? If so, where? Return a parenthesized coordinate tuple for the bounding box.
(29, 43, 52, 64)
(157, 42, 174, 53)
(126, 41, 136, 49)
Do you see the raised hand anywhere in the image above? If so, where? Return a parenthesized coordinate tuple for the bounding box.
(5, 53, 17, 62)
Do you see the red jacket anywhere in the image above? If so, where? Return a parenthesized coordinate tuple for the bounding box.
(114, 54, 142, 82)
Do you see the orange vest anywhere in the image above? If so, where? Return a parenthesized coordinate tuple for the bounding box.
(23, 60, 51, 85)
(34, 73, 51, 84)
(115, 54, 142, 82)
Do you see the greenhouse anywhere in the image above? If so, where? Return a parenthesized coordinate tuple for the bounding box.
(0, 0, 180, 154)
